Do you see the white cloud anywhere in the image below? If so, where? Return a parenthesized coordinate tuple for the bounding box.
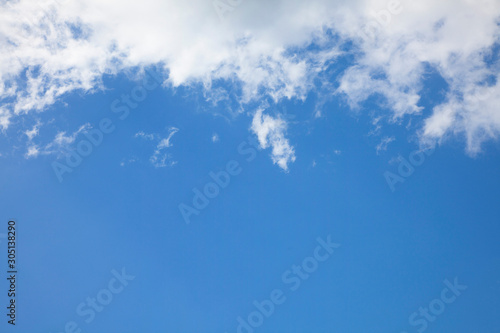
(25, 145, 40, 159)
(25, 121, 41, 141)
(334, 0, 500, 154)
(134, 131, 156, 140)
(149, 127, 179, 168)
(376, 136, 395, 154)
(212, 133, 219, 143)
(0, 0, 499, 163)
(0, 108, 10, 131)
(0, 0, 341, 120)
(251, 107, 296, 171)
(157, 127, 178, 149)
(422, 83, 500, 155)
(49, 123, 91, 149)
(24, 123, 91, 158)
(131, 127, 179, 167)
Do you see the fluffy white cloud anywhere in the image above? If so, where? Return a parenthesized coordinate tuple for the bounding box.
(0, 0, 499, 165)
(335, 0, 500, 153)
(422, 81, 500, 155)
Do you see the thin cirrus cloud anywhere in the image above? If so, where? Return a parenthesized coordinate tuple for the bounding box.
(134, 131, 156, 141)
(24, 123, 91, 159)
(133, 127, 179, 168)
(376, 136, 395, 155)
(0, 0, 499, 169)
(150, 127, 179, 168)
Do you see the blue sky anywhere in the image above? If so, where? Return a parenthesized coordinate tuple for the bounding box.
(1, 0, 500, 332)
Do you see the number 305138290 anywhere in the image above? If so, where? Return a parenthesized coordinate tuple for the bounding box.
(7, 221, 16, 267)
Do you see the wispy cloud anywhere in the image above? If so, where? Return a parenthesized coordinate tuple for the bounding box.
(51, 124, 91, 148)
(251, 107, 296, 171)
(24, 123, 91, 158)
(211, 133, 219, 143)
(25, 121, 41, 141)
(120, 157, 138, 167)
(376, 136, 395, 155)
(134, 131, 156, 141)
(147, 127, 179, 168)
